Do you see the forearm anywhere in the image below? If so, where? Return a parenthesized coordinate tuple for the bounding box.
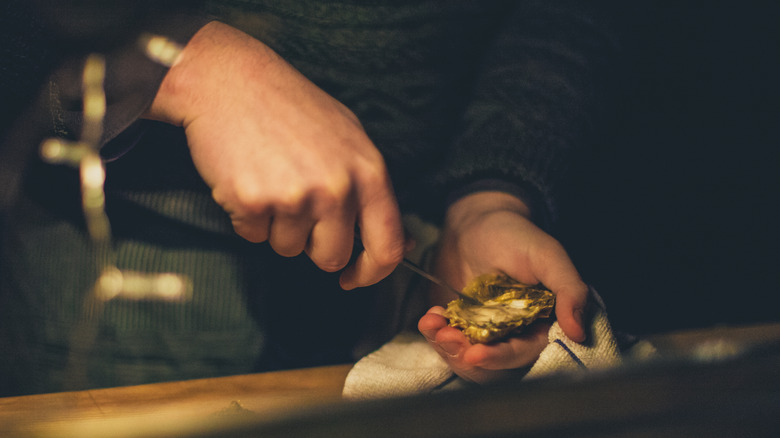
(144, 21, 281, 128)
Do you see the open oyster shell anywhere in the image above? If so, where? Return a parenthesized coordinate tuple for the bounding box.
(444, 273, 555, 343)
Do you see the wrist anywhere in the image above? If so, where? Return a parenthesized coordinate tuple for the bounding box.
(444, 178, 554, 228)
(141, 23, 211, 126)
(142, 21, 278, 127)
(444, 191, 532, 231)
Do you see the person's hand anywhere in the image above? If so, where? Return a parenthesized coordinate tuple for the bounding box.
(419, 306, 551, 383)
(144, 21, 405, 288)
(418, 190, 588, 382)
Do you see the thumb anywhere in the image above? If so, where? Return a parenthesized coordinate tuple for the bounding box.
(549, 283, 588, 342)
(531, 242, 588, 343)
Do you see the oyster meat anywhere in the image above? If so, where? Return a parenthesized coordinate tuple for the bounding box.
(444, 273, 555, 343)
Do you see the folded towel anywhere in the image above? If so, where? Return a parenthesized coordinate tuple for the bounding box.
(343, 290, 623, 400)
(524, 302, 621, 379)
(342, 331, 453, 400)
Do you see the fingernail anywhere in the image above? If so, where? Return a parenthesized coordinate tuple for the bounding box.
(574, 308, 587, 342)
(429, 307, 445, 316)
(575, 308, 584, 327)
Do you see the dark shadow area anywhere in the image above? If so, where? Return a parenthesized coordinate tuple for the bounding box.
(558, 1, 780, 335)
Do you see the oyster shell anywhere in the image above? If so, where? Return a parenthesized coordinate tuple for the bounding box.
(444, 273, 555, 343)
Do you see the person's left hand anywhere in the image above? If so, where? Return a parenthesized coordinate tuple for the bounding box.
(419, 306, 551, 383)
(418, 190, 588, 383)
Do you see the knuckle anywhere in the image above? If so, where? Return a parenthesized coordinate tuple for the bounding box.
(538, 238, 567, 262)
(311, 174, 353, 213)
(360, 153, 389, 182)
(274, 184, 311, 215)
(323, 172, 353, 201)
(373, 242, 404, 267)
(222, 182, 268, 216)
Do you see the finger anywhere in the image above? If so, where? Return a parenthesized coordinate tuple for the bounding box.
(418, 307, 449, 341)
(268, 214, 316, 257)
(554, 288, 587, 342)
(432, 326, 508, 383)
(420, 307, 524, 383)
(461, 321, 551, 369)
(302, 164, 358, 271)
(305, 216, 355, 272)
(533, 245, 588, 343)
(339, 177, 404, 289)
(547, 279, 588, 343)
(433, 325, 473, 360)
(418, 308, 467, 358)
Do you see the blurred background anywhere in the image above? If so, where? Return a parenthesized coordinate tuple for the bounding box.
(558, 1, 780, 335)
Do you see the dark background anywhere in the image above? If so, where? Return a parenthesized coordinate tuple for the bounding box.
(558, 1, 780, 335)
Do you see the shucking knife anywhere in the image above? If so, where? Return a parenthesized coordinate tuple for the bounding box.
(353, 233, 479, 304)
(397, 257, 481, 305)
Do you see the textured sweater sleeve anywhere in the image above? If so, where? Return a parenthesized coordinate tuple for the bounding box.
(436, 1, 618, 226)
(45, 8, 211, 158)
(1, 4, 210, 208)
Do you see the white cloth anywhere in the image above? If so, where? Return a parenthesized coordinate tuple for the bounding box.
(343, 295, 623, 400)
(524, 304, 621, 379)
(342, 331, 453, 400)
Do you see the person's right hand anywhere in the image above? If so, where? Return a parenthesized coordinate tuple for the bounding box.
(144, 21, 405, 288)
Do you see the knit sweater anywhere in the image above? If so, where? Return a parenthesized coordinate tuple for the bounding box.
(0, 0, 616, 396)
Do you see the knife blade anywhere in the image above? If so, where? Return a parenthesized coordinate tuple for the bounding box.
(352, 232, 479, 305)
(398, 258, 481, 305)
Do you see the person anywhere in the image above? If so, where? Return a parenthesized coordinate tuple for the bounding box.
(0, 1, 616, 395)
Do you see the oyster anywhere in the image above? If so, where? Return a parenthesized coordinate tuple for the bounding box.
(444, 273, 555, 343)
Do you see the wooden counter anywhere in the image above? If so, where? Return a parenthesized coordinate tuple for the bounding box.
(2, 322, 778, 437)
(1, 364, 352, 437)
